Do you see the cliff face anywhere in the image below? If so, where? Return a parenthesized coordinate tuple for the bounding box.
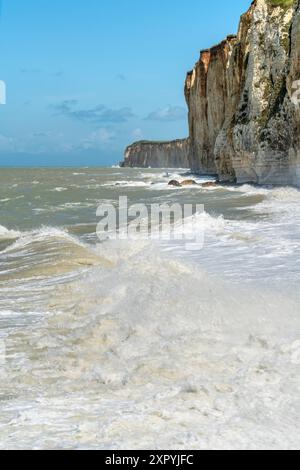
(185, 0, 300, 185)
(122, 0, 300, 183)
(185, 36, 237, 175)
(121, 139, 190, 168)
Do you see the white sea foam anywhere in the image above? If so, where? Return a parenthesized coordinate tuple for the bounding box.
(0, 169, 299, 450)
(49, 187, 68, 192)
(0, 225, 21, 241)
(0, 195, 24, 203)
(161, 186, 300, 286)
(0, 240, 299, 449)
(253, 186, 300, 214)
(103, 180, 150, 188)
(0, 226, 86, 254)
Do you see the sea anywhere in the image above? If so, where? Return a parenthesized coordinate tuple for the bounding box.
(0, 167, 299, 450)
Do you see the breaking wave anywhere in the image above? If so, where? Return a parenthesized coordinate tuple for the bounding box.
(1, 238, 300, 449)
(0, 225, 21, 241)
(0, 168, 300, 449)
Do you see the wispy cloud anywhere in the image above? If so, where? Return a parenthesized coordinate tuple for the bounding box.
(32, 132, 51, 138)
(32, 131, 60, 138)
(0, 131, 69, 155)
(52, 100, 134, 124)
(132, 128, 143, 140)
(145, 105, 187, 122)
(116, 73, 126, 81)
(53, 99, 78, 114)
(20, 68, 64, 78)
(0, 134, 15, 152)
(0, 126, 119, 155)
(80, 128, 115, 150)
(52, 70, 64, 78)
(20, 68, 43, 75)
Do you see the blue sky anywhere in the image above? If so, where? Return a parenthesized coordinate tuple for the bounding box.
(0, 0, 250, 166)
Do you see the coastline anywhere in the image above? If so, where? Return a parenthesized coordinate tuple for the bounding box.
(122, 0, 300, 187)
(0, 166, 299, 449)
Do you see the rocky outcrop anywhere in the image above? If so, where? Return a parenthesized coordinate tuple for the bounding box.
(185, 0, 300, 185)
(121, 139, 190, 168)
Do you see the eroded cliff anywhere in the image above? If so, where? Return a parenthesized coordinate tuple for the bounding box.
(185, 0, 300, 185)
(121, 139, 190, 168)
(122, 0, 300, 183)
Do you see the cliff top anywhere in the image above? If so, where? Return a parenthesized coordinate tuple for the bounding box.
(126, 139, 188, 148)
(186, 0, 298, 81)
(266, 0, 297, 8)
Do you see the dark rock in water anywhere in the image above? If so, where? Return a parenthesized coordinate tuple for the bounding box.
(168, 180, 182, 187)
(202, 181, 217, 188)
(181, 180, 198, 186)
(168, 179, 198, 187)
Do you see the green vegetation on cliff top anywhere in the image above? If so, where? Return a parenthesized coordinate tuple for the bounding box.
(267, 0, 295, 8)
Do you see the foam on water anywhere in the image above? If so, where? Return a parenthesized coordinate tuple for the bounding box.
(0, 240, 299, 449)
(0, 225, 21, 241)
(0, 226, 111, 288)
(162, 185, 300, 286)
(101, 171, 216, 191)
(0, 168, 299, 449)
(1, 226, 84, 251)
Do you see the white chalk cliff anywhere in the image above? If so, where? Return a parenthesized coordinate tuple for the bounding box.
(123, 0, 300, 185)
(121, 139, 190, 168)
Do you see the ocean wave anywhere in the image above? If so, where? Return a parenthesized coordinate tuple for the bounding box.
(250, 186, 300, 219)
(0, 195, 25, 204)
(1, 168, 300, 449)
(0, 226, 112, 283)
(102, 180, 150, 188)
(0, 226, 83, 252)
(0, 225, 21, 241)
(1, 240, 299, 449)
(49, 187, 68, 192)
(102, 172, 217, 191)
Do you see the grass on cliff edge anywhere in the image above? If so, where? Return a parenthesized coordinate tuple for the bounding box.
(267, 0, 295, 8)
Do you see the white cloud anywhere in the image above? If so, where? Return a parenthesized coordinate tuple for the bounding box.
(0, 131, 69, 155)
(145, 105, 187, 122)
(0, 127, 118, 155)
(132, 128, 143, 140)
(0, 134, 15, 152)
(79, 128, 115, 150)
(53, 100, 135, 124)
